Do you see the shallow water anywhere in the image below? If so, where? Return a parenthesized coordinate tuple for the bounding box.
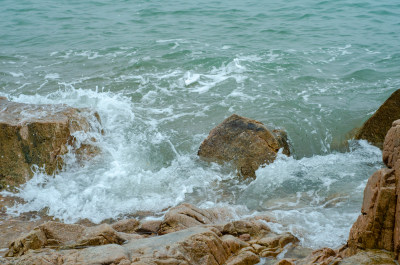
(1, 0, 399, 249)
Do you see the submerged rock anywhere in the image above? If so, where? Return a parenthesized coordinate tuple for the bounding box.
(355, 89, 400, 149)
(0, 98, 102, 190)
(198, 114, 290, 178)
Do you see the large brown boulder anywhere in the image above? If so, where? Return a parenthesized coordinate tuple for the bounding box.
(198, 114, 290, 178)
(355, 89, 400, 149)
(0, 97, 102, 190)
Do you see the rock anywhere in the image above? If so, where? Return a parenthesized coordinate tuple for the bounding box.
(0, 98, 102, 190)
(111, 218, 140, 233)
(296, 247, 341, 265)
(355, 89, 400, 149)
(63, 244, 129, 265)
(2, 206, 302, 265)
(225, 249, 260, 265)
(239, 233, 251, 242)
(158, 203, 229, 235)
(198, 114, 290, 178)
(137, 220, 162, 235)
(383, 119, 400, 168)
(275, 259, 296, 265)
(126, 226, 250, 265)
(339, 249, 396, 265)
(6, 221, 125, 257)
(347, 168, 396, 254)
(222, 219, 271, 238)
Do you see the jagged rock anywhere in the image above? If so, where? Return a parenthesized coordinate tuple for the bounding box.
(2, 204, 302, 265)
(198, 114, 290, 178)
(6, 221, 125, 257)
(0, 98, 102, 190)
(383, 119, 400, 168)
(158, 203, 229, 235)
(355, 89, 400, 149)
(347, 168, 396, 254)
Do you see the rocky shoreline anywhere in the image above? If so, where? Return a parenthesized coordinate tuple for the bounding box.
(1, 90, 400, 264)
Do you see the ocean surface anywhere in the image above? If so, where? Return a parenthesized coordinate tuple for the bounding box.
(1, 0, 400, 250)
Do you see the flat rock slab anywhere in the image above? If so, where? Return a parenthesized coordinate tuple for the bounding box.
(0, 98, 102, 190)
(198, 114, 290, 178)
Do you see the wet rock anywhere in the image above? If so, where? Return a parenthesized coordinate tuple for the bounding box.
(0, 98, 102, 190)
(158, 203, 228, 235)
(6, 221, 125, 257)
(355, 89, 400, 149)
(198, 114, 290, 178)
(347, 168, 396, 254)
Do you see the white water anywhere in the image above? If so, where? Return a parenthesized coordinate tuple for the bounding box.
(0, 87, 383, 249)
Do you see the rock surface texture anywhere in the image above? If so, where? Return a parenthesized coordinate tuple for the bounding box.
(355, 89, 400, 149)
(1, 204, 301, 265)
(0, 98, 102, 190)
(198, 114, 290, 178)
(348, 119, 400, 261)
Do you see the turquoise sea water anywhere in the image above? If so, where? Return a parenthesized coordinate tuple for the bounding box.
(1, 0, 400, 249)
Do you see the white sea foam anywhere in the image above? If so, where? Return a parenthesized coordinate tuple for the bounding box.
(184, 72, 200, 86)
(2, 88, 234, 223)
(9, 72, 24, 77)
(45, 73, 60, 79)
(183, 58, 248, 94)
(238, 140, 382, 249)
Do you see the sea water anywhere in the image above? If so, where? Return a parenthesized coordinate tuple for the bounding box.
(1, 0, 400, 249)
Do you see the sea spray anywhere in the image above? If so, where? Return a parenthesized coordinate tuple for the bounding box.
(2, 88, 383, 249)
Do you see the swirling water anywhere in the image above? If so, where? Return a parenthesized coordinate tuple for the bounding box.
(1, 0, 400, 249)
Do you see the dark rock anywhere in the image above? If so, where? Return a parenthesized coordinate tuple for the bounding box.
(198, 114, 290, 178)
(355, 89, 400, 149)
